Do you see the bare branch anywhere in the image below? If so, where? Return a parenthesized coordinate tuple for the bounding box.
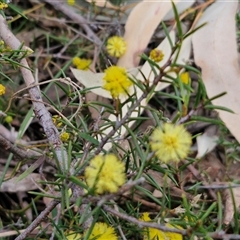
(15, 200, 59, 240)
(0, 14, 91, 239)
(103, 205, 187, 235)
(0, 14, 68, 172)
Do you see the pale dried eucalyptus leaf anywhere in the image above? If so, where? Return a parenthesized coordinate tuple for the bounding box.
(192, 1, 240, 142)
(0, 173, 41, 192)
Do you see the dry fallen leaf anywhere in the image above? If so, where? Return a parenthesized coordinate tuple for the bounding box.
(70, 68, 139, 99)
(85, 0, 122, 10)
(0, 173, 41, 192)
(197, 152, 225, 182)
(223, 188, 240, 225)
(196, 125, 219, 158)
(196, 133, 218, 159)
(192, 2, 240, 222)
(192, 1, 240, 142)
(163, 1, 195, 21)
(85, 0, 140, 14)
(17, 192, 33, 221)
(70, 69, 110, 98)
(85, 92, 111, 122)
(223, 161, 240, 225)
(117, 0, 182, 68)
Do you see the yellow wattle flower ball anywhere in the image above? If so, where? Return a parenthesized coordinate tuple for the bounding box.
(72, 57, 91, 70)
(0, 84, 6, 95)
(180, 72, 190, 84)
(103, 66, 133, 99)
(85, 222, 117, 240)
(52, 115, 62, 127)
(60, 132, 70, 142)
(106, 36, 127, 58)
(150, 123, 192, 163)
(140, 212, 183, 240)
(0, 2, 8, 10)
(84, 154, 126, 194)
(66, 231, 81, 240)
(4, 115, 13, 124)
(149, 48, 164, 62)
(67, 0, 75, 5)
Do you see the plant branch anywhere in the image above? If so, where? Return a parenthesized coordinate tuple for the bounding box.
(0, 133, 60, 169)
(0, 14, 68, 171)
(0, 14, 92, 238)
(14, 200, 60, 240)
(94, 60, 171, 155)
(103, 205, 187, 235)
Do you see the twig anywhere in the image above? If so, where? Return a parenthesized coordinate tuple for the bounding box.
(40, 0, 101, 45)
(103, 205, 188, 235)
(104, 205, 240, 239)
(117, 224, 127, 240)
(104, 204, 240, 239)
(97, 177, 146, 207)
(192, 183, 240, 190)
(177, 103, 204, 125)
(15, 200, 60, 240)
(123, 195, 162, 211)
(208, 231, 240, 240)
(0, 133, 36, 160)
(186, 163, 217, 200)
(0, 133, 57, 169)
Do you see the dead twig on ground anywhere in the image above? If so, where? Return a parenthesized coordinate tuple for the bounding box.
(41, 0, 102, 45)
